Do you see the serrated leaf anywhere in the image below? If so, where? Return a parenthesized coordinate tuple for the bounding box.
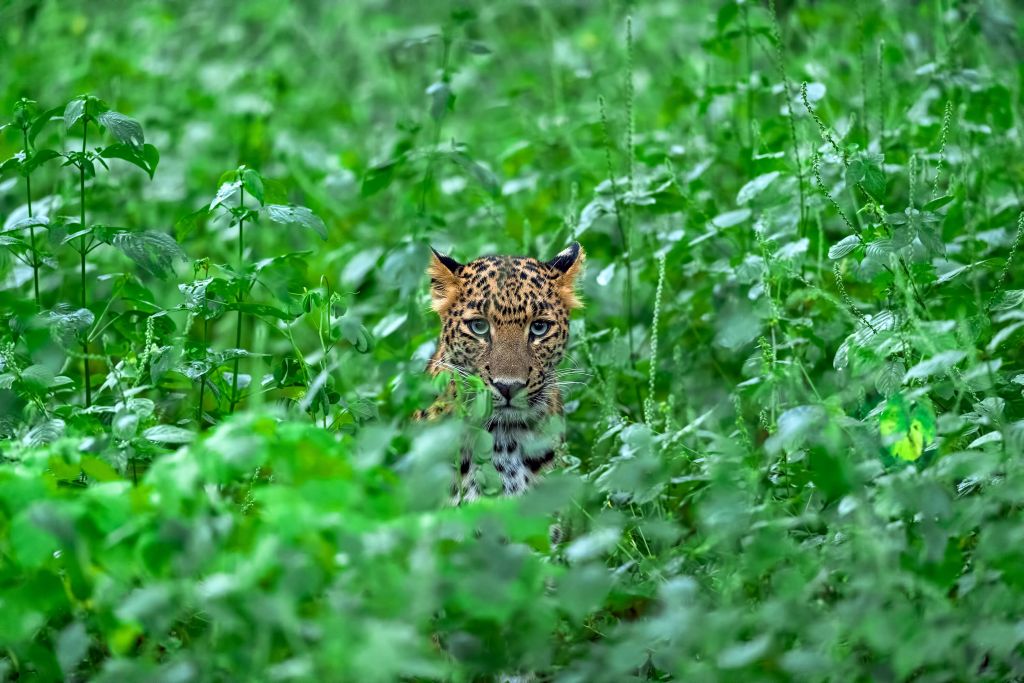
(904, 350, 967, 381)
(142, 425, 196, 444)
(262, 204, 328, 240)
(112, 231, 186, 279)
(846, 158, 866, 185)
(98, 110, 144, 149)
(100, 143, 158, 179)
(23, 419, 65, 447)
(0, 235, 27, 248)
(879, 394, 936, 462)
(875, 361, 905, 397)
(210, 180, 241, 210)
(63, 98, 85, 131)
(45, 306, 94, 347)
(765, 405, 829, 455)
(991, 290, 1024, 311)
(828, 235, 861, 259)
(20, 364, 55, 392)
(736, 171, 780, 205)
(859, 154, 886, 200)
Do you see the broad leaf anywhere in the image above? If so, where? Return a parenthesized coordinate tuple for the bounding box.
(879, 394, 936, 462)
(111, 231, 187, 279)
(828, 235, 861, 260)
(262, 204, 328, 240)
(98, 110, 145, 149)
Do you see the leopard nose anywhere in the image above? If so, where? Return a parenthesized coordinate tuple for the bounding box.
(492, 380, 526, 401)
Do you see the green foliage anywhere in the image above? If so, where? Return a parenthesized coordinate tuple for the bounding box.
(2, 0, 1024, 680)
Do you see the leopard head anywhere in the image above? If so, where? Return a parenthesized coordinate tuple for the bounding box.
(427, 242, 585, 424)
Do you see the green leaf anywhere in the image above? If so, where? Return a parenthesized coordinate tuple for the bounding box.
(923, 194, 955, 211)
(210, 180, 241, 210)
(24, 148, 61, 174)
(111, 231, 187, 279)
(904, 350, 967, 381)
(142, 425, 196, 444)
(465, 40, 492, 55)
(736, 171, 780, 205)
(80, 456, 121, 482)
(765, 405, 829, 454)
(991, 290, 1024, 311)
(846, 158, 866, 184)
(28, 105, 63, 145)
(879, 393, 936, 462)
(861, 161, 886, 200)
(828, 235, 861, 259)
(20, 364, 55, 393)
(222, 302, 297, 321)
(0, 235, 28, 248)
(361, 159, 401, 197)
(337, 310, 373, 352)
(45, 307, 94, 347)
(426, 81, 452, 121)
(63, 98, 85, 131)
(450, 152, 499, 197)
(97, 110, 145, 149)
(100, 143, 158, 179)
(262, 204, 328, 240)
(241, 168, 265, 205)
(174, 206, 209, 241)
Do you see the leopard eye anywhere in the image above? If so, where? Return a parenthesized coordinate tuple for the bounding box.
(468, 319, 490, 336)
(530, 320, 551, 337)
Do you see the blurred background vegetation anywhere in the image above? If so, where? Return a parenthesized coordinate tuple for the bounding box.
(2, 0, 1024, 680)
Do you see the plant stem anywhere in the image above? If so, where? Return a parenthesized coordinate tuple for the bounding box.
(198, 317, 209, 426)
(598, 96, 636, 364)
(230, 183, 246, 413)
(418, 32, 452, 216)
(623, 17, 637, 365)
(22, 128, 40, 308)
(80, 118, 92, 408)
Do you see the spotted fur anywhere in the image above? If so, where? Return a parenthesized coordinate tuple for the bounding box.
(419, 242, 585, 501)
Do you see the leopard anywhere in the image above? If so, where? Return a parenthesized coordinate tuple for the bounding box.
(418, 242, 585, 503)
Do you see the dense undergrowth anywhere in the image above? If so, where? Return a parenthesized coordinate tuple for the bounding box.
(2, 1, 1024, 680)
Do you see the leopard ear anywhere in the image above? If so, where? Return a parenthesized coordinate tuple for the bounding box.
(428, 246, 463, 314)
(546, 242, 585, 308)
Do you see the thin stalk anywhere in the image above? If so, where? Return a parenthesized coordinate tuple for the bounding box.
(198, 317, 209, 426)
(742, 2, 754, 148)
(876, 39, 886, 152)
(856, 6, 870, 144)
(79, 119, 92, 408)
(418, 32, 452, 216)
(624, 18, 637, 364)
(766, 0, 806, 235)
(22, 128, 40, 308)
(230, 184, 246, 413)
(598, 96, 636, 364)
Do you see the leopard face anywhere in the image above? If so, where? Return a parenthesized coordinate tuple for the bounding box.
(427, 242, 585, 426)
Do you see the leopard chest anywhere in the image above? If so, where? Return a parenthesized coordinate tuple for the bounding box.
(488, 422, 558, 496)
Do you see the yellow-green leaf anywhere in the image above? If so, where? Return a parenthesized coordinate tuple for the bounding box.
(879, 394, 937, 462)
